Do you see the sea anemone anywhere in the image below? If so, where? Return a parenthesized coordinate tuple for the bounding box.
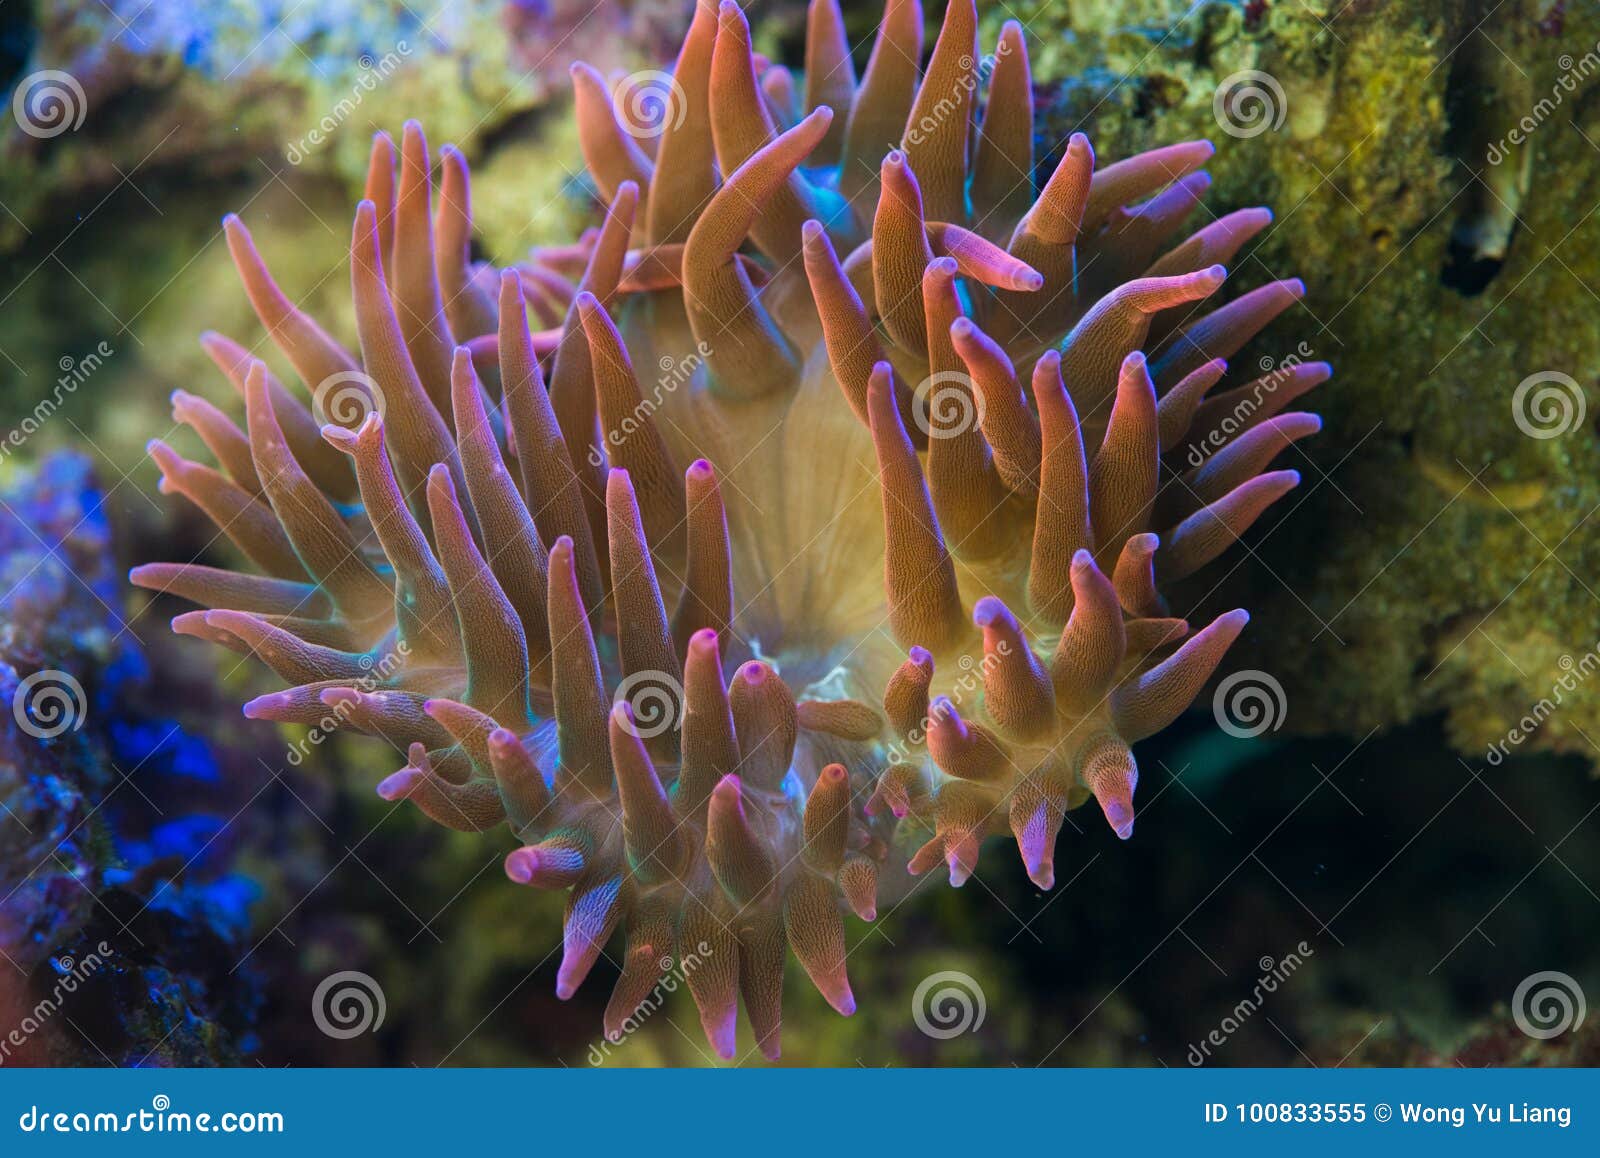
(131, 0, 1328, 1059)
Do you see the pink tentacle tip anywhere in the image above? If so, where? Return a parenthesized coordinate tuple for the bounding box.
(687, 458, 714, 480)
(1027, 858, 1056, 891)
(947, 846, 974, 888)
(706, 1010, 737, 1060)
(1101, 798, 1135, 841)
(928, 696, 965, 738)
(241, 691, 291, 720)
(874, 789, 908, 820)
(170, 611, 209, 636)
(504, 847, 538, 884)
(376, 768, 423, 802)
(320, 424, 359, 451)
(555, 967, 583, 1002)
(971, 595, 1011, 629)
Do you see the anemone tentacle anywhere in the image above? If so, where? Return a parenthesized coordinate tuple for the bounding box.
(133, 0, 1327, 1060)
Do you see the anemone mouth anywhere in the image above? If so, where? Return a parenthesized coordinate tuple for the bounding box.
(130, 0, 1326, 1060)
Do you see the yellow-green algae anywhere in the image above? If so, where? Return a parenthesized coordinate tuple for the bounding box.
(1005, 0, 1600, 765)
